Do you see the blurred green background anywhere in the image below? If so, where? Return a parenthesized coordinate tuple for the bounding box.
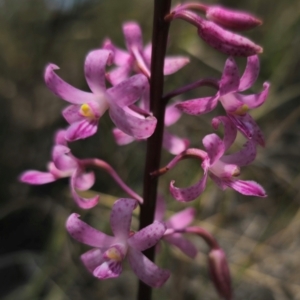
(1, 0, 300, 299)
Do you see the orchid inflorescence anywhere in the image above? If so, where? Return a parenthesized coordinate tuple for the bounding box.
(20, 2, 269, 299)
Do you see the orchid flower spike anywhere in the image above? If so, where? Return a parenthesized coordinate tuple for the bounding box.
(155, 116, 266, 202)
(168, 10, 262, 56)
(45, 49, 157, 141)
(103, 21, 190, 85)
(177, 55, 270, 146)
(154, 196, 197, 258)
(113, 100, 189, 155)
(19, 129, 99, 209)
(66, 198, 170, 287)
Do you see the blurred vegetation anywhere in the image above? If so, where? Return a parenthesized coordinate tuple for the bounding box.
(1, 0, 300, 299)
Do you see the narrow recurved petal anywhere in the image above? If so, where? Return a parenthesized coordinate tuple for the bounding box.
(123, 22, 144, 52)
(84, 49, 113, 95)
(109, 102, 157, 139)
(127, 248, 170, 287)
(66, 213, 114, 247)
(222, 140, 257, 166)
(162, 131, 189, 155)
(211, 116, 237, 151)
(203, 133, 225, 165)
(238, 55, 260, 91)
(52, 145, 77, 171)
(166, 207, 196, 230)
(65, 119, 98, 141)
(107, 74, 148, 107)
(44, 64, 97, 104)
(164, 234, 198, 259)
(219, 56, 240, 96)
(70, 170, 99, 209)
(224, 179, 266, 197)
(81, 248, 105, 273)
(112, 128, 136, 145)
(239, 82, 270, 109)
(197, 19, 263, 56)
(206, 5, 262, 31)
(176, 95, 219, 115)
(19, 170, 56, 185)
(110, 198, 138, 240)
(74, 170, 95, 191)
(163, 56, 190, 75)
(128, 221, 166, 252)
(170, 172, 208, 202)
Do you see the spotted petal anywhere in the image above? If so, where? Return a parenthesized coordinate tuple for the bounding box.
(128, 221, 166, 252)
(163, 56, 190, 75)
(66, 213, 114, 247)
(203, 133, 225, 165)
(127, 248, 170, 288)
(110, 198, 138, 240)
(44, 64, 97, 104)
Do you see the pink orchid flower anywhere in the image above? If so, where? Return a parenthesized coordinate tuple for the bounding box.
(66, 198, 170, 287)
(156, 116, 266, 202)
(103, 21, 190, 85)
(112, 101, 189, 155)
(45, 49, 157, 141)
(155, 196, 197, 258)
(20, 130, 99, 209)
(177, 55, 270, 146)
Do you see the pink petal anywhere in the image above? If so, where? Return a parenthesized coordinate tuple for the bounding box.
(93, 260, 122, 279)
(166, 207, 196, 230)
(176, 95, 219, 115)
(163, 131, 189, 155)
(238, 55, 260, 91)
(44, 64, 97, 104)
(219, 56, 240, 96)
(65, 119, 98, 141)
(164, 104, 182, 126)
(110, 198, 138, 240)
(19, 170, 56, 185)
(227, 113, 265, 146)
(123, 22, 144, 52)
(170, 173, 208, 202)
(107, 74, 148, 107)
(127, 248, 170, 288)
(84, 49, 112, 94)
(54, 129, 67, 146)
(239, 82, 270, 109)
(222, 140, 256, 166)
(102, 38, 131, 66)
(163, 234, 197, 259)
(74, 171, 95, 191)
(106, 64, 132, 86)
(209, 173, 228, 190)
(203, 133, 225, 164)
(163, 56, 190, 75)
(212, 116, 237, 151)
(224, 179, 266, 197)
(128, 221, 166, 252)
(62, 105, 84, 124)
(109, 102, 157, 139)
(66, 213, 114, 247)
(112, 128, 136, 145)
(52, 145, 77, 171)
(143, 43, 152, 65)
(154, 195, 166, 222)
(81, 248, 105, 273)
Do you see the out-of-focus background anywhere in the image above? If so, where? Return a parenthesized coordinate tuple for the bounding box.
(1, 0, 300, 299)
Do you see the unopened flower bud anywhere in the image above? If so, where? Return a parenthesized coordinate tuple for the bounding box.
(208, 248, 232, 300)
(206, 5, 262, 31)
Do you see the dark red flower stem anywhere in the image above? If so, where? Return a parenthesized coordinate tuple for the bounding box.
(137, 0, 172, 300)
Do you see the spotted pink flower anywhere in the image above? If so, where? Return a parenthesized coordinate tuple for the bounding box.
(177, 55, 269, 146)
(66, 198, 170, 287)
(45, 49, 156, 141)
(156, 116, 266, 202)
(103, 21, 189, 85)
